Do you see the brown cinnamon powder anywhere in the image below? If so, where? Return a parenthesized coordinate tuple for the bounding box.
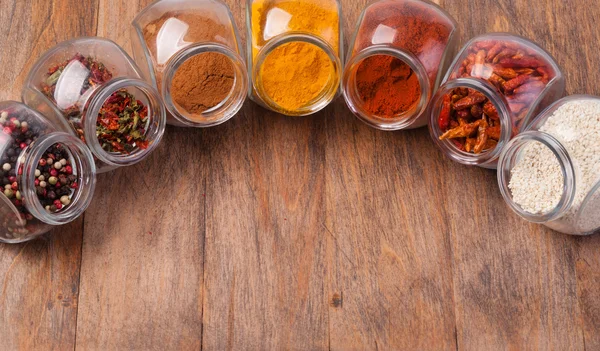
(171, 53, 235, 115)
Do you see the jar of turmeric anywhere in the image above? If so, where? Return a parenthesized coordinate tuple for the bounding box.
(248, 0, 343, 116)
(343, 0, 459, 130)
(131, 0, 248, 128)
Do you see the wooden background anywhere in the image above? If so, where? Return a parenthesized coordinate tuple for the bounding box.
(1, 0, 599, 350)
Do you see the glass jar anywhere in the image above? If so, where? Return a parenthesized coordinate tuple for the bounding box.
(247, 0, 343, 116)
(429, 33, 565, 169)
(22, 37, 167, 173)
(131, 0, 248, 127)
(497, 95, 600, 235)
(343, 0, 458, 130)
(0, 101, 96, 243)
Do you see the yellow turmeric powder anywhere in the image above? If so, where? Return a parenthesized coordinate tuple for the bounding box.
(251, 0, 341, 113)
(260, 42, 333, 111)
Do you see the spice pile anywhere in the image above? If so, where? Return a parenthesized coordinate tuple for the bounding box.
(352, 0, 454, 118)
(252, 0, 340, 112)
(0, 109, 78, 238)
(97, 90, 149, 153)
(42, 54, 149, 154)
(438, 40, 555, 153)
(142, 12, 235, 118)
(509, 100, 600, 231)
(260, 42, 334, 111)
(355, 55, 421, 117)
(170, 53, 235, 116)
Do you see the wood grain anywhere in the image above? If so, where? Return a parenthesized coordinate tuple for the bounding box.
(0, 0, 97, 349)
(1, 0, 600, 350)
(75, 2, 206, 348)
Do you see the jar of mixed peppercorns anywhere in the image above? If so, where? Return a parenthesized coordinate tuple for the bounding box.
(22, 37, 167, 173)
(0, 101, 96, 243)
(428, 33, 565, 169)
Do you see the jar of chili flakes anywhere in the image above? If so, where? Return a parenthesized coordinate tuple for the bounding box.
(22, 38, 167, 173)
(131, 0, 248, 127)
(0, 102, 96, 244)
(343, 0, 459, 130)
(428, 33, 565, 169)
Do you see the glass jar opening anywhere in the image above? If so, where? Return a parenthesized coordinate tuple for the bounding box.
(20, 132, 96, 226)
(253, 33, 341, 116)
(85, 77, 166, 166)
(429, 77, 513, 167)
(497, 131, 576, 223)
(343, 47, 430, 130)
(162, 43, 248, 127)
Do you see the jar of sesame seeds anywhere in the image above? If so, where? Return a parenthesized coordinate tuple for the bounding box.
(0, 101, 96, 243)
(497, 95, 600, 235)
(22, 37, 167, 173)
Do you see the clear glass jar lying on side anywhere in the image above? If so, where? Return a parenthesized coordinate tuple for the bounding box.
(343, 0, 459, 130)
(22, 38, 166, 174)
(0, 102, 96, 243)
(247, 0, 343, 116)
(131, 0, 248, 127)
(429, 33, 565, 169)
(498, 95, 600, 236)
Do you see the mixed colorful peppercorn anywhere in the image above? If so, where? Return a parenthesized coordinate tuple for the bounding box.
(0, 108, 78, 238)
(41, 54, 149, 154)
(438, 40, 555, 154)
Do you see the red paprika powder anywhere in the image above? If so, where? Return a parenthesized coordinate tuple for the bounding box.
(343, 0, 458, 128)
(356, 55, 422, 117)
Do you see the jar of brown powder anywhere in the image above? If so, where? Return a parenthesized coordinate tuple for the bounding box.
(132, 0, 248, 127)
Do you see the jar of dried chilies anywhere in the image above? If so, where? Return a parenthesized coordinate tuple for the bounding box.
(428, 33, 565, 169)
(22, 37, 167, 173)
(498, 95, 600, 235)
(131, 0, 248, 127)
(343, 0, 459, 130)
(0, 102, 96, 243)
(248, 0, 343, 116)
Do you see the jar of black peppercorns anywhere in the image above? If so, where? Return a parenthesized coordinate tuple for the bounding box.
(22, 37, 166, 173)
(0, 101, 96, 243)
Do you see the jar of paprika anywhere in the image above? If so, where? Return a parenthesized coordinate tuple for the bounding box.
(248, 0, 343, 116)
(343, 0, 459, 130)
(428, 33, 565, 169)
(22, 37, 167, 173)
(0, 102, 96, 243)
(131, 0, 248, 127)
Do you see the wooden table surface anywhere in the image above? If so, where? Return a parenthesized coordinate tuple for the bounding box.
(1, 0, 600, 350)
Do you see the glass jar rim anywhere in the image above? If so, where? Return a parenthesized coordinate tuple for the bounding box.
(84, 77, 167, 167)
(21, 132, 97, 226)
(428, 77, 513, 166)
(161, 43, 248, 127)
(497, 130, 576, 223)
(342, 45, 431, 131)
(253, 32, 342, 116)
